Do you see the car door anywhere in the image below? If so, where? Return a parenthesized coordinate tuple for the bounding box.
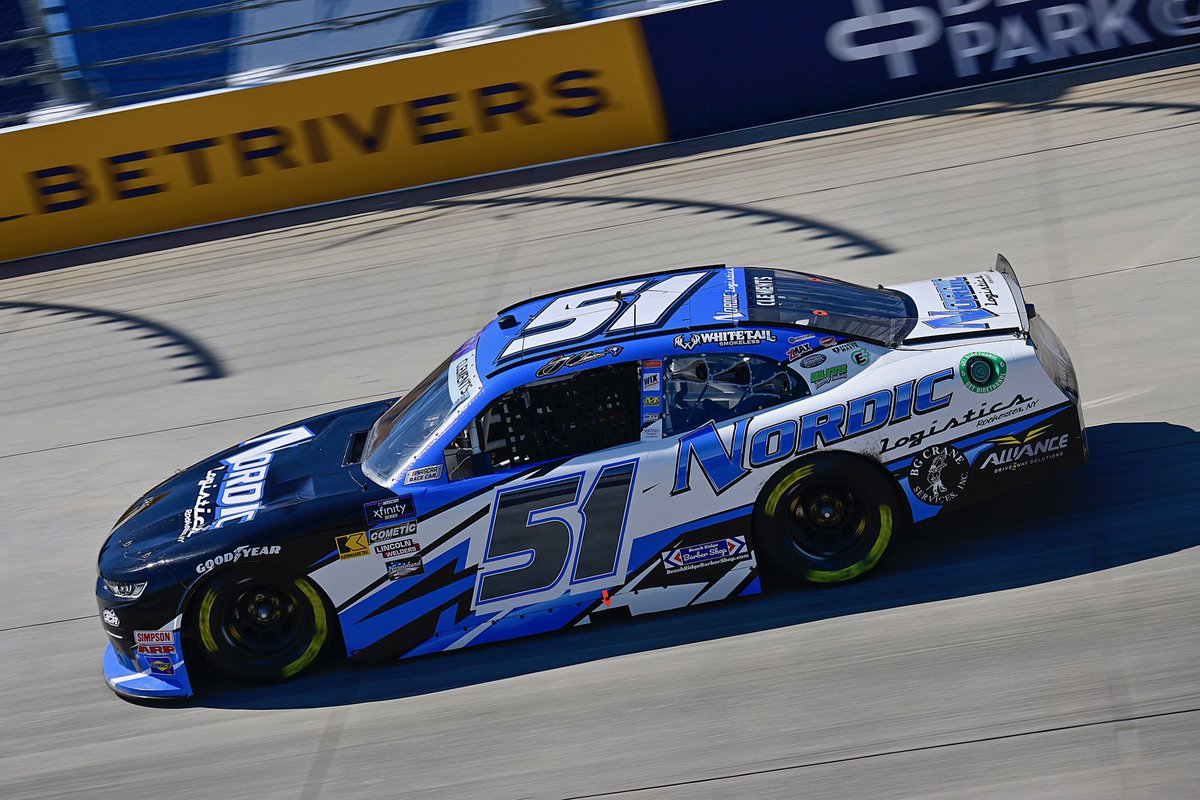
(415, 359, 649, 648)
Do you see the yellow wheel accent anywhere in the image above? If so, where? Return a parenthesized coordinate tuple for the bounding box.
(280, 578, 328, 678)
(198, 589, 219, 653)
(805, 505, 894, 584)
(764, 464, 815, 516)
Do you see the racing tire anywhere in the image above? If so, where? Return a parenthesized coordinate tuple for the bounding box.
(754, 453, 907, 585)
(191, 565, 332, 684)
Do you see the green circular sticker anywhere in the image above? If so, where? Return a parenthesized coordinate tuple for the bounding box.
(959, 352, 1006, 393)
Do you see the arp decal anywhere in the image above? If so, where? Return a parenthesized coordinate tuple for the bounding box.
(137, 643, 176, 656)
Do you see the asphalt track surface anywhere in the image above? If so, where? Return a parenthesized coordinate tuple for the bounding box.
(2, 54, 1199, 799)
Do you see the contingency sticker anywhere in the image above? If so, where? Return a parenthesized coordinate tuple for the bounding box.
(134, 630, 176, 656)
(386, 557, 424, 580)
(363, 494, 415, 527)
(641, 358, 664, 441)
(660, 537, 749, 573)
(335, 532, 371, 560)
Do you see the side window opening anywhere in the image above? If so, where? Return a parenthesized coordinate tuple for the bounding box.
(665, 354, 808, 435)
(446, 363, 641, 480)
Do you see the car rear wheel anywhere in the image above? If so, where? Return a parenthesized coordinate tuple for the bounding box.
(754, 453, 906, 585)
(192, 565, 331, 683)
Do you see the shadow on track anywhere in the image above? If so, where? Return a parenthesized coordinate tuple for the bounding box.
(177, 420, 1200, 710)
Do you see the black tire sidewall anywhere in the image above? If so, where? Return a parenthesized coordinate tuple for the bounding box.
(191, 564, 331, 684)
(753, 453, 906, 585)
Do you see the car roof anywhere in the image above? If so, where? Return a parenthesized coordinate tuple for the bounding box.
(470, 266, 911, 385)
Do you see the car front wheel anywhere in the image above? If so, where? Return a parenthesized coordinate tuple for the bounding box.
(192, 565, 332, 683)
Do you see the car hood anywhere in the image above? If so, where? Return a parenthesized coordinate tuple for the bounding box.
(99, 399, 392, 573)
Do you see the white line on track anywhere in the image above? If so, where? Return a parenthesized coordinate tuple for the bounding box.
(1083, 388, 1152, 410)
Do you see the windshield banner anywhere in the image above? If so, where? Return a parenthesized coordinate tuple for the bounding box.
(449, 347, 481, 407)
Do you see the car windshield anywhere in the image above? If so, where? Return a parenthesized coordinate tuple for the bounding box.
(747, 268, 916, 345)
(362, 354, 456, 486)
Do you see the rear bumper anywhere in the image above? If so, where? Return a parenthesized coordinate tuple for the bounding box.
(103, 637, 194, 700)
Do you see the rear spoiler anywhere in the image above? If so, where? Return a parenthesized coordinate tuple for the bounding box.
(993, 253, 1030, 333)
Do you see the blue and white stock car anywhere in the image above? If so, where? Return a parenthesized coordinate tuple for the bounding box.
(97, 257, 1085, 698)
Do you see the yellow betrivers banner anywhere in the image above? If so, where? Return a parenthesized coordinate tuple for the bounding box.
(0, 19, 666, 262)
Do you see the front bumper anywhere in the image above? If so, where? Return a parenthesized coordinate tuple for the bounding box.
(103, 633, 194, 700)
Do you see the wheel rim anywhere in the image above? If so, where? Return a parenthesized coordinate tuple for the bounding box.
(783, 480, 867, 561)
(220, 578, 312, 659)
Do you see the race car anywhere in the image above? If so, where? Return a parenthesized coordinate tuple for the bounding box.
(97, 256, 1085, 699)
